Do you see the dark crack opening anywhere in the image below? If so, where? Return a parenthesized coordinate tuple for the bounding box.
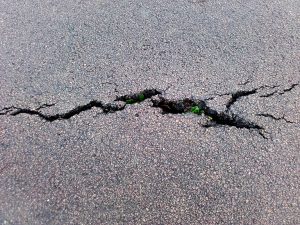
(225, 89, 257, 110)
(151, 96, 264, 134)
(260, 83, 299, 97)
(115, 89, 162, 104)
(256, 113, 296, 124)
(3, 83, 299, 139)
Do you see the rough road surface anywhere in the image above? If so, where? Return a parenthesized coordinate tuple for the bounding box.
(1, 0, 300, 224)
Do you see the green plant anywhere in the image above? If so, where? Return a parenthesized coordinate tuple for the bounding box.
(126, 99, 135, 104)
(190, 106, 203, 115)
(125, 94, 145, 104)
(138, 94, 145, 101)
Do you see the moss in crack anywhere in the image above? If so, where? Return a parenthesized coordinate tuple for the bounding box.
(125, 94, 145, 104)
(138, 93, 145, 101)
(126, 99, 136, 104)
(151, 97, 206, 114)
(125, 93, 146, 105)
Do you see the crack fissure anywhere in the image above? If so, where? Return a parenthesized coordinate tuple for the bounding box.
(0, 89, 161, 121)
(279, 83, 299, 95)
(260, 91, 278, 98)
(151, 97, 264, 133)
(9, 101, 105, 122)
(210, 84, 280, 109)
(260, 82, 299, 97)
(1, 88, 266, 138)
(256, 113, 296, 124)
(225, 89, 257, 110)
(3, 84, 298, 139)
(115, 89, 161, 103)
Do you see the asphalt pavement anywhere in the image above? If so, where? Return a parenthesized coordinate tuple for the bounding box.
(0, 0, 299, 224)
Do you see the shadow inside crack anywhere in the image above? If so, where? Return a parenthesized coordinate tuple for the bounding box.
(115, 89, 162, 104)
(151, 96, 264, 130)
(1, 88, 268, 138)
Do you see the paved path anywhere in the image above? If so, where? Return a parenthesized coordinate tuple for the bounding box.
(1, 0, 299, 224)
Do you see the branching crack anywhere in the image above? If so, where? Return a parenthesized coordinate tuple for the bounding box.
(211, 84, 279, 109)
(279, 83, 299, 95)
(0, 106, 16, 115)
(260, 83, 299, 97)
(7, 101, 126, 122)
(0, 89, 160, 121)
(256, 113, 296, 124)
(151, 96, 265, 138)
(226, 89, 257, 110)
(4, 84, 298, 139)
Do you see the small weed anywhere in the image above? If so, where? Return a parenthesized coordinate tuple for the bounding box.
(190, 106, 203, 115)
(126, 94, 145, 104)
(138, 94, 145, 101)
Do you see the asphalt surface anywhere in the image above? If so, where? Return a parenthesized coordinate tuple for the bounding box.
(0, 0, 300, 224)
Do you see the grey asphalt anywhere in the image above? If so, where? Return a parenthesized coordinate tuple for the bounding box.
(0, 0, 300, 224)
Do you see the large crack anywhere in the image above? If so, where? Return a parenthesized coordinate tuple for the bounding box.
(0, 88, 267, 138)
(1, 83, 299, 138)
(0, 89, 161, 121)
(151, 96, 266, 138)
(1, 101, 106, 121)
